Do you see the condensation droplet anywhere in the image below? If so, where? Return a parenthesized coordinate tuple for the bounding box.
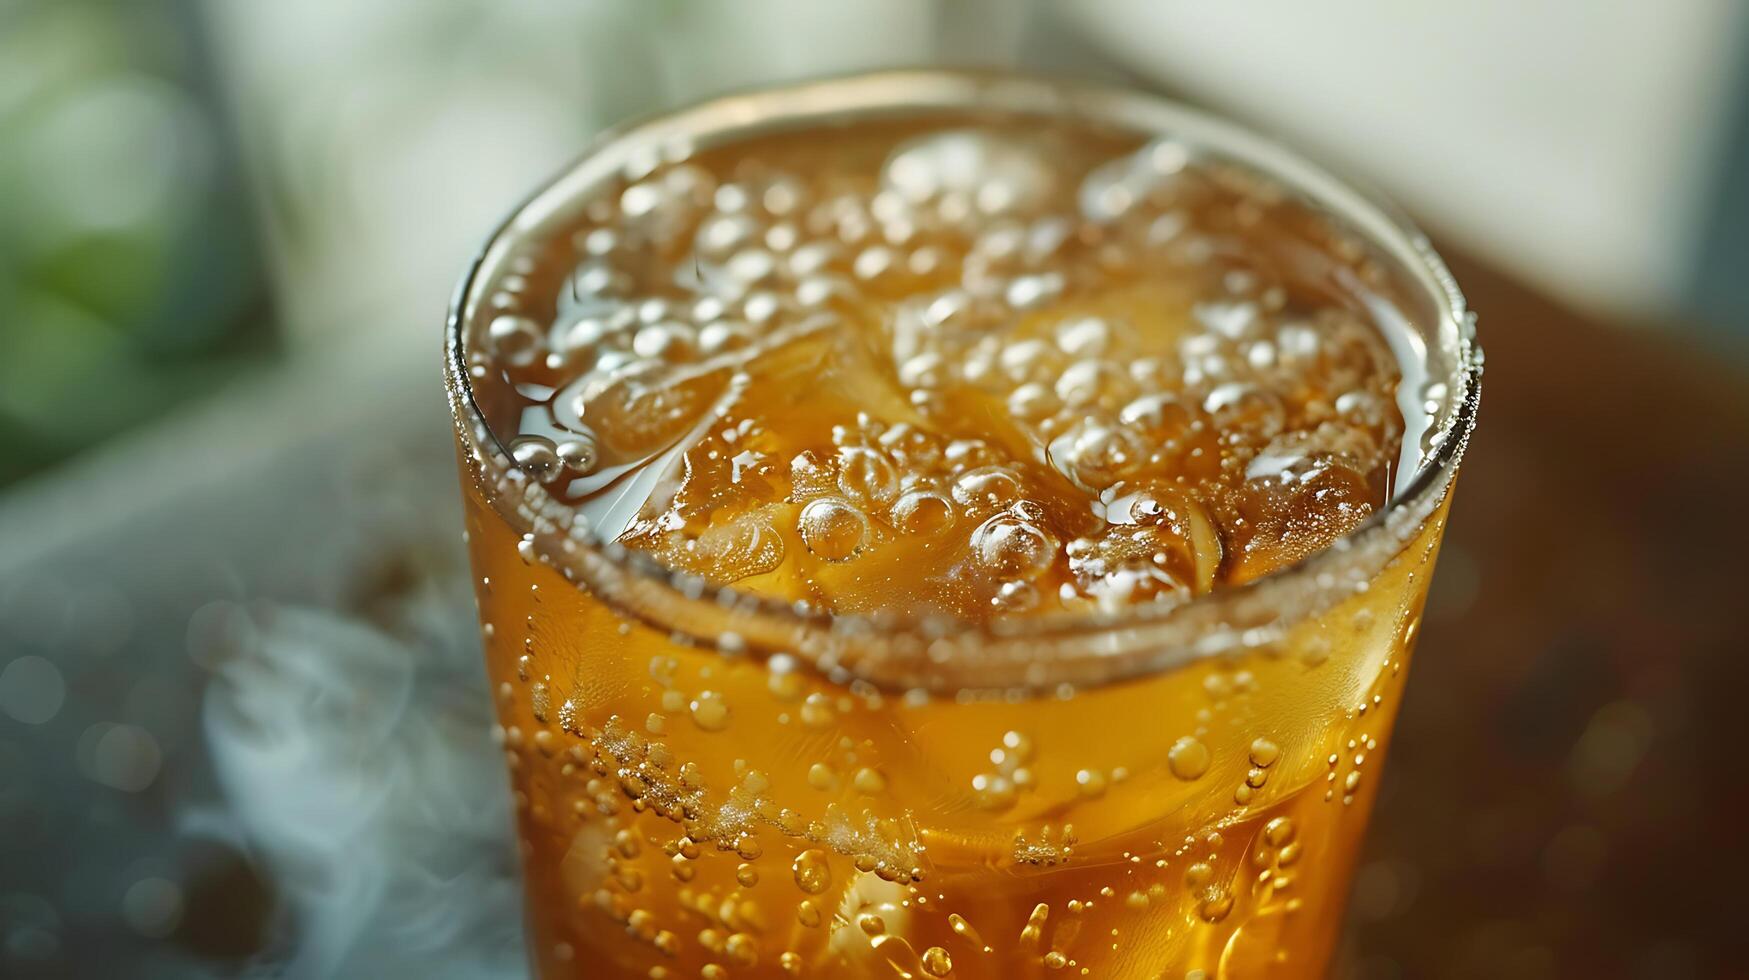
(792, 849, 831, 894)
(1075, 769, 1107, 798)
(808, 763, 838, 791)
(799, 693, 835, 728)
(724, 932, 758, 967)
(1197, 887, 1234, 923)
(853, 767, 886, 795)
(690, 691, 730, 732)
(1249, 737, 1280, 768)
(1264, 817, 1296, 847)
(1168, 736, 1211, 781)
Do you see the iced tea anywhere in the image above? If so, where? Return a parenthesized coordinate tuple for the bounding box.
(447, 73, 1479, 978)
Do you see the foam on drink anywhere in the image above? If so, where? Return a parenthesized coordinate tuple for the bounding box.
(471, 119, 1412, 622)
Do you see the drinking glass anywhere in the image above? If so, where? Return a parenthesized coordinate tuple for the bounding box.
(445, 71, 1481, 978)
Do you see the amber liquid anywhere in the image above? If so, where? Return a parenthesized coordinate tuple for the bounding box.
(465, 486, 1443, 977)
(456, 111, 1451, 977)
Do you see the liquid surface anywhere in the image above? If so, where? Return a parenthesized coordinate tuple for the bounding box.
(470, 119, 1409, 622)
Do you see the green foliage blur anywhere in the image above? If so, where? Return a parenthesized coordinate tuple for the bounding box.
(0, 0, 271, 486)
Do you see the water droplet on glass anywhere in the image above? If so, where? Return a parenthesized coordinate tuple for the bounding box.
(921, 945, 954, 977)
(690, 691, 730, 732)
(1168, 736, 1210, 781)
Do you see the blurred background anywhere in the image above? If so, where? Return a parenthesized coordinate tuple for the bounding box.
(1, 2, 1746, 977)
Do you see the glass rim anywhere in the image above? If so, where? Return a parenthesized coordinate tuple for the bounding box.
(444, 68, 1482, 693)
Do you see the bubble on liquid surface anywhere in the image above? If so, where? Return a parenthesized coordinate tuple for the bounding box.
(1055, 359, 1129, 410)
(1079, 138, 1188, 222)
(798, 497, 869, 561)
(1051, 423, 1140, 488)
(890, 489, 955, 535)
(1204, 382, 1285, 439)
(554, 434, 599, 473)
(509, 436, 560, 480)
(1118, 391, 1194, 438)
(993, 578, 1038, 612)
(972, 511, 1056, 579)
(883, 130, 1054, 214)
(486, 314, 543, 366)
(836, 447, 899, 504)
(951, 467, 1023, 512)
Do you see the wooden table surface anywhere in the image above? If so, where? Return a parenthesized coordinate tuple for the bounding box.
(1342, 253, 1749, 979)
